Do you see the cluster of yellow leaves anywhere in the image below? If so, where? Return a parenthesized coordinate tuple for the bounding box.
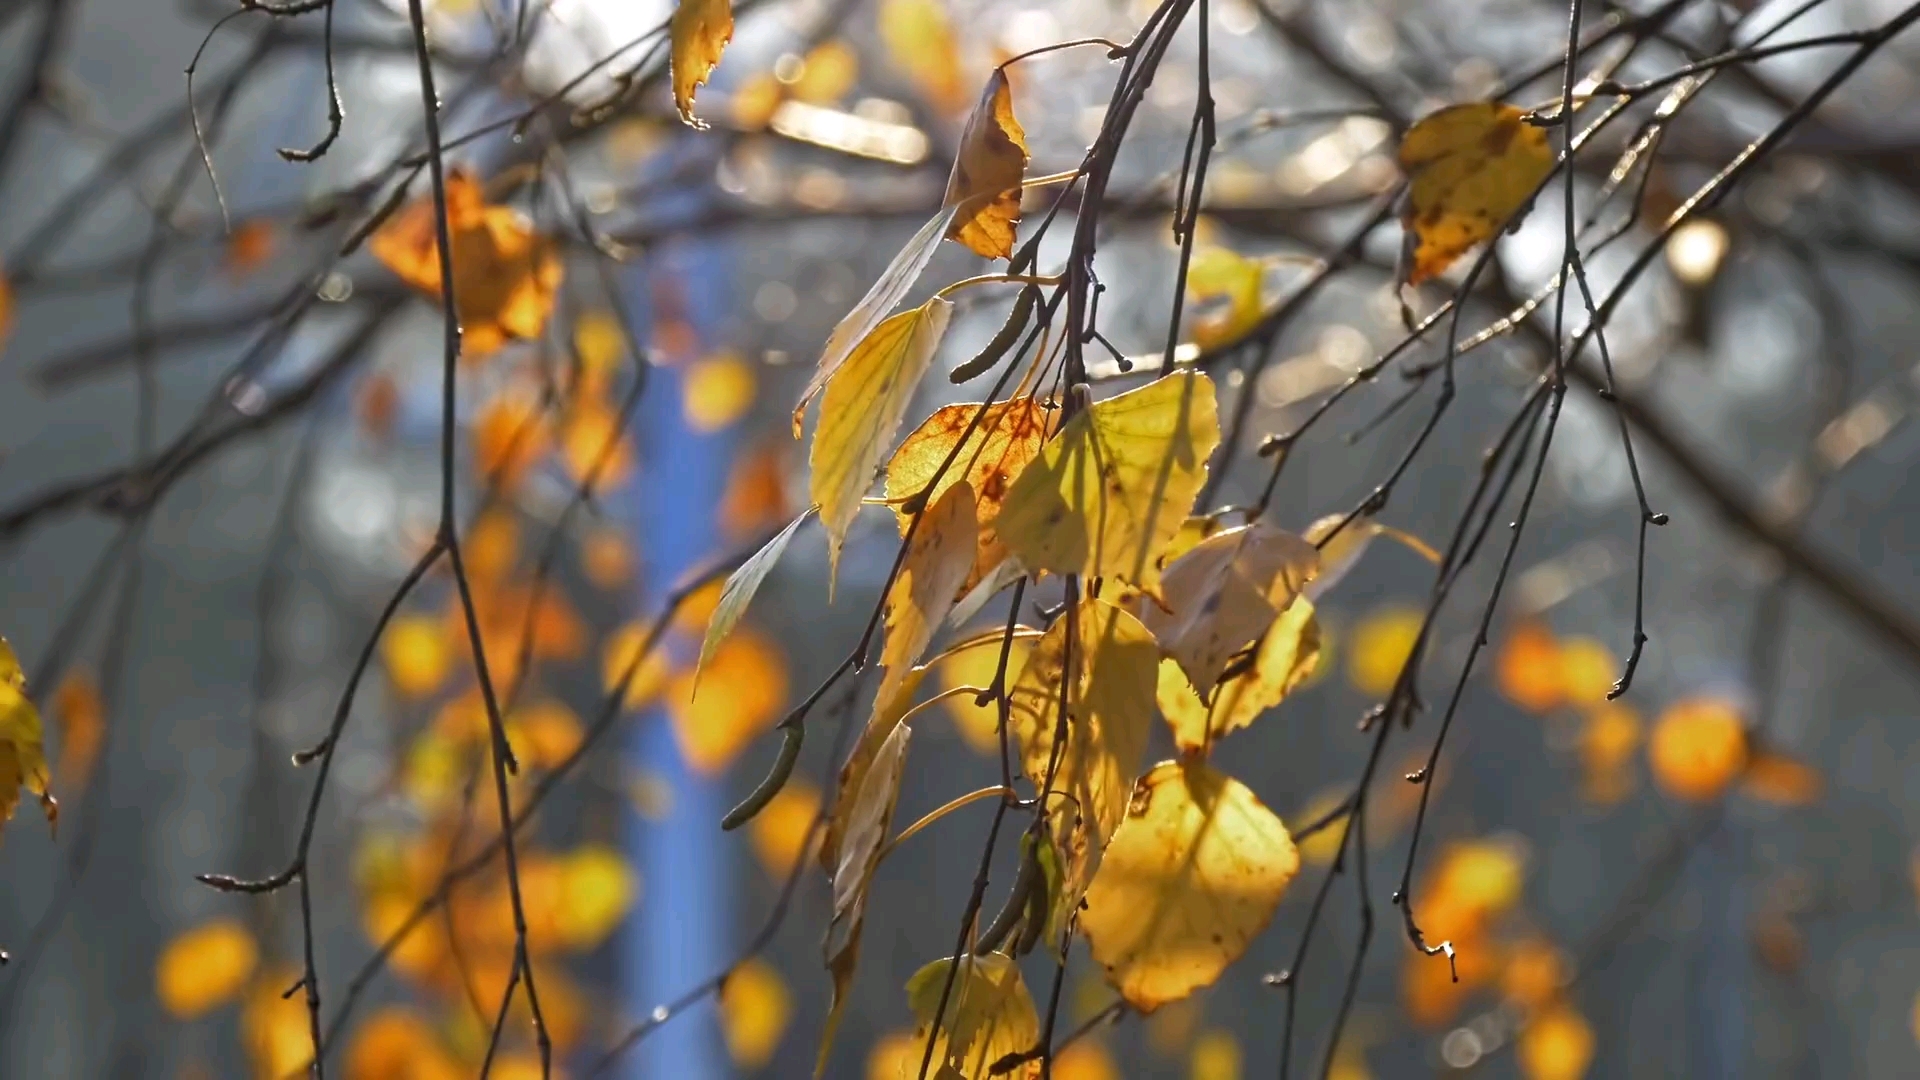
(1398, 102, 1555, 285)
(0, 637, 55, 835)
(370, 170, 560, 360)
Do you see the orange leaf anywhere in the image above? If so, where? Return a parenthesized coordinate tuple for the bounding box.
(156, 919, 258, 1020)
(1649, 696, 1747, 802)
(943, 70, 1029, 259)
(1495, 620, 1563, 713)
(1743, 750, 1822, 806)
(344, 1008, 463, 1080)
(50, 670, 103, 793)
(666, 628, 788, 775)
(471, 387, 552, 492)
(225, 219, 277, 279)
(885, 397, 1049, 595)
(748, 776, 821, 880)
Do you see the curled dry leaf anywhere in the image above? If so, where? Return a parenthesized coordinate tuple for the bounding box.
(902, 952, 1042, 1080)
(884, 397, 1050, 595)
(809, 298, 955, 578)
(0, 637, 54, 833)
(820, 721, 913, 1074)
(997, 372, 1220, 589)
(1079, 759, 1299, 1011)
(821, 663, 928, 875)
(943, 70, 1029, 260)
(369, 170, 561, 360)
(1157, 596, 1321, 754)
(1398, 102, 1555, 286)
(876, 482, 980, 707)
(669, 0, 733, 128)
(1133, 521, 1318, 698)
(1007, 598, 1158, 934)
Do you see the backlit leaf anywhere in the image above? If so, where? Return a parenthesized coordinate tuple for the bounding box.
(551, 843, 637, 950)
(903, 952, 1041, 1079)
(1649, 696, 1746, 802)
(1007, 598, 1159, 931)
(464, 508, 520, 584)
(886, 397, 1050, 595)
(242, 968, 312, 1079)
(1134, 522, 1317, 698)
(809, 299, 954, 576)
(601, 620, 673, 710)
(721, 439, 794, 540)
(344, 1008, 462, 1080)
(670, 0, 733, 128)
(721, 958, 793, 1069)
(684, 351, 757, 431)
(1186, 248, 1264, 350)
(1189, 1030, 1243, 1080)
(369, 170, 561, 358)
(696, 510, 810, 691)
(156, 919, 258, 1020)
(943, 70, 1028, 260)
(1398, 102, 1554, 285)
(821, 721, 912, 1073)
(822, 665, 928, 873)
(0, 640, 54, 833)
(1302, 512, 1440, 601)
(1346, 605, 1422, 698)
(937, 632, 1034, 755)
(1501, 937, 1569, 1013)
(1054, 1039, 1120, 1080)
(560, 398, 635, 490)
(997, 372, 1220, 589)
(471, 386, 551, 492)
(1157, 596, 1320, 753)
(867, 1031, 921, 1080)
(1557, 636, 1617, 706)
(1079, 759, 1298, 1010)
(381, 614, 452, 700)
(879, 0, 966, 114)
(1495, 620, 1563, 714)
(877, 482, 979, 705)
(667, 628, 789, 775)
(794, 209, 958, 437)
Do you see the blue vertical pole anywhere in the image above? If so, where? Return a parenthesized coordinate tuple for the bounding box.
(621, 239, 736, 1080)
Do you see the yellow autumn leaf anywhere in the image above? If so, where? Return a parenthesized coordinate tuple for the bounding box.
(720, 958, 793, 1070)
(1007, 598, 1159, 929)
(1517, 1004, 1595, 1080)
(1502, 937, 1570, 1013)
(943, 70, 1028, 260)
(1157, 596, 1321, 754)
(821, 721, 913, 1072)
(344, 1007, 463, 1080)
(1346, 604, 1423, 698)
(1648, 696, 1746, 802)
(748, 776, 821, 880)
(867, 1031, 921, 1080)
(878, 0, 966, 114)
(156, 919, 259, 1020)
(667, 628, 789, 775)
(1578, 700, 1641, 805)
(885, 397, 1050, 595)
(1134, 522, 1318, 698)
(1054, 1039, 1120, 1080)
(1080, 759, 1298, 1010)
(1398, 102, 1554, 285)
(876, 482, 979, 704)
(790, 39, 860, 104)
(903, 952, 1042, 1079)
(380, 614, 453, 700)
(696, 510, 810, 690)
(1557, 635, 1618, 706)
(1495, 619, 1564, 714)
(601, 619, 673, 710)
(242, 967, 312, 1080)
(1190, 1029, 1243, 1080)
(0, 638, 54, 833)
(821, 664, 928, 874)
(810, 298, 954, 575)
(684, 352, 757, 431)
(369, 170, 561, 359)
(551, 843, 637, 950)
(471, 385, 551, 492)
(937, 631, 1033, 755)
(509, 698, 583, 769)
(574, 308, 629, 390)
(560, 398, 636, 490)
(1186, 248, 1264, 350)
(670, 0, 733, 128)
(1301, 511, 1440, 601)
(997, 372, 1220, 589)
(464, 508, 520, 584)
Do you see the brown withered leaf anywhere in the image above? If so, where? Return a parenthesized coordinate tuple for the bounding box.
(943, 70, 1029, 260)
(884, 397, 1049, 595)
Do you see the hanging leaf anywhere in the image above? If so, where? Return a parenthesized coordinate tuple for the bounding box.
(1006, 598, 1159, 932)
(1398, 102, 1554, 286)
(550, 844, 637, 950)
(997, 372, 1220, 589)
(1495, 619, 1564, 714)
(820, 666, 927, 874)
(1079, 759, 1298, 1011)
(1648, 696, 1747, 802)
(0, 637, 54, 833)
(1133, 522, 1318, 698)
(1302, 511, 1440, 601)
(695, 510, 811, 690)
(369, 170, 561, 359)
(720, 958, 794, 1070)
(381, 613, 453, 700)
(667, 628, 789, 775)
(943, 70, 1029, 260)
(684, 351, 758, 431)
(820, 722, 913, 1074)
(748, 777, 821, 880)
(155, 919, 259, 1020)
(1156, 597, 1321, 754)
(243, 967, 313, 1079)
(903, 952, 1042, 1080)
(1186, 248, 1265, 350)
(885, 397, 1050, 594)
(471, 385, 552, 492)
(794, 209, 959, 436)
(876, 482, 980, 706)
(1577, 700, 1641, 806)
(809, 299, 955, 577)
(1346, 604, 1423, 698)
(1516, 1004, 1595, 1080)
(670, 0, 733, 128)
